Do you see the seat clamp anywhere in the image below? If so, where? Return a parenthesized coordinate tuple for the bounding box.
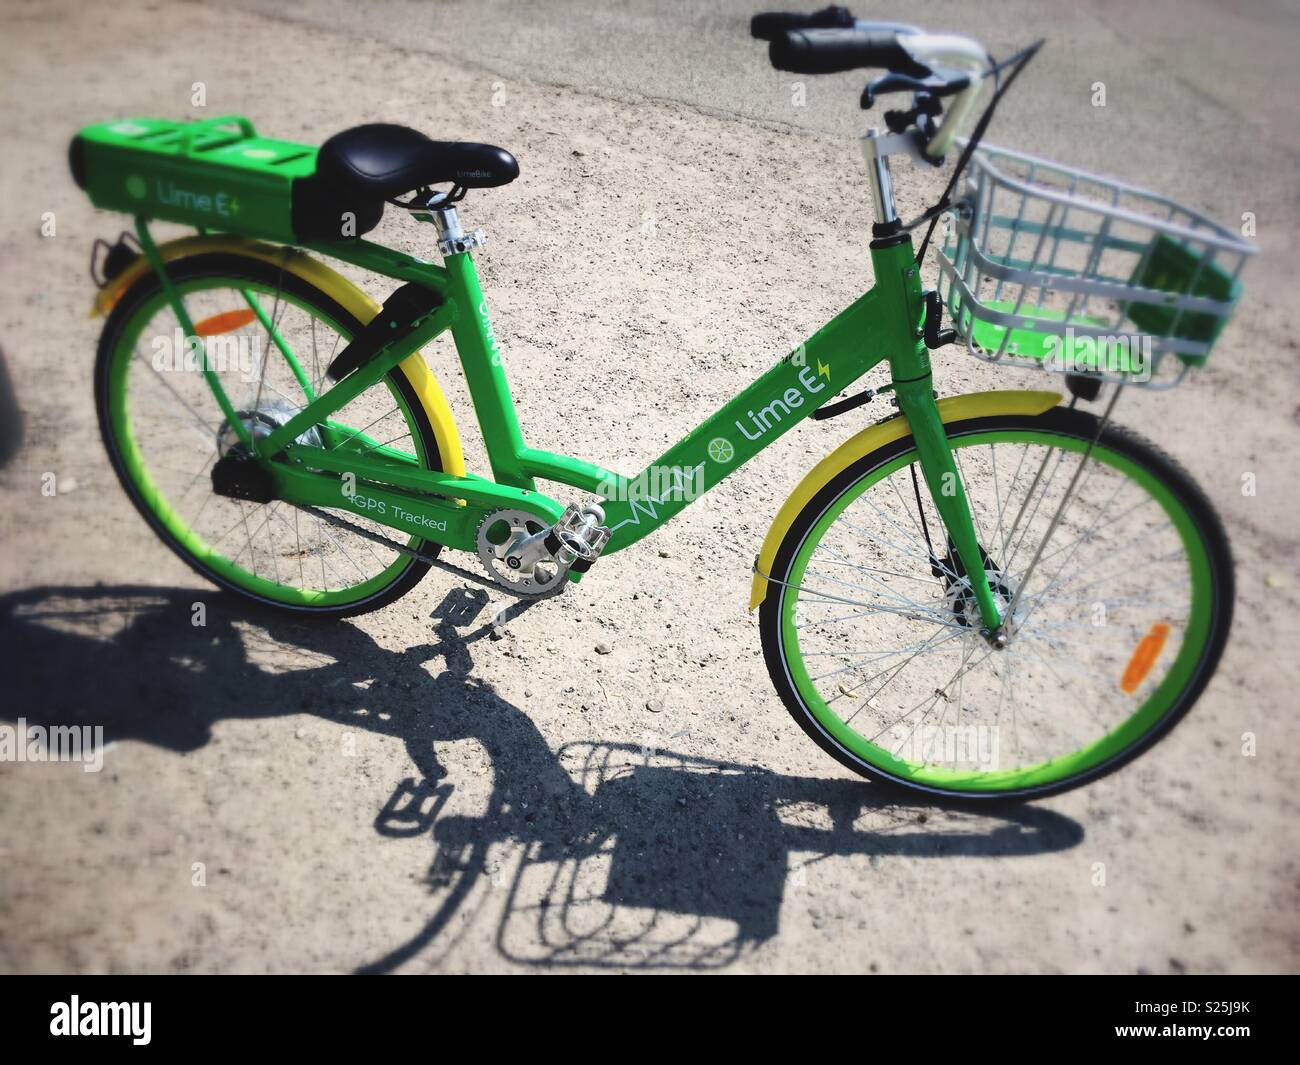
(428, 204, 486, 258)
(438, 228, 486, 257)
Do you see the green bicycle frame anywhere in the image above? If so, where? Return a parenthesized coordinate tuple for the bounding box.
(134, 218, 1005, 629)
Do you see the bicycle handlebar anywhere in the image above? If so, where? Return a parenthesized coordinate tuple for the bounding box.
(750, 5, 854, 40)
(751, 8, 994, 160)
(768, 26, 932, 78)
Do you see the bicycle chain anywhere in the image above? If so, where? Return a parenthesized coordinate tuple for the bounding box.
(292, 503, 556, 599)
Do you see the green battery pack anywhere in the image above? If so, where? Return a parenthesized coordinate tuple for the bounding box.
(70, 115, 378, 243)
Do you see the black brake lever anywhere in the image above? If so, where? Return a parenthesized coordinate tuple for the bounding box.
(861, 71, 970, 109)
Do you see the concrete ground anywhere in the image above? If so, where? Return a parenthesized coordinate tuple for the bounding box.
(0, 0, 1297, 972)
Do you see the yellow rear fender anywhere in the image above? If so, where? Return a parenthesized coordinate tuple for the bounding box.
(748, 390, 1063, 610)
(91, 235, 465, 478)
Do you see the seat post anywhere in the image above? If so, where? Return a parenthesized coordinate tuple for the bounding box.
(430, 205, 464, 245)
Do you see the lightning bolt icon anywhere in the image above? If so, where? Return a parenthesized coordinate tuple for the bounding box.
(817, 359, 830, 382)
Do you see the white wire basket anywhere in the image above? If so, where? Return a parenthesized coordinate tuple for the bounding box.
(936, 144, 1257, 387)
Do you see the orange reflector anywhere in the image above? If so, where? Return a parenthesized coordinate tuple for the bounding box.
(1120, 622, 1171, 694)
(193, 308, 257, 336)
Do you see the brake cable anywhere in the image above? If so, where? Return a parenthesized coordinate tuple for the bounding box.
(913, 38, 1044, 265)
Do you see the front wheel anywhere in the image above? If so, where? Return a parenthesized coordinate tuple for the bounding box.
(760, 406, 1233, 800)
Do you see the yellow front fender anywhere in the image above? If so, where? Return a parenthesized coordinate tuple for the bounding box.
(748, 389, 1062, 611)
(91, 235, 465, 478)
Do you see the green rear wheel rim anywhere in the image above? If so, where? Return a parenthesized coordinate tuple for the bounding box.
(106, 274, 428, 609)
(777, 427, 1215, 793)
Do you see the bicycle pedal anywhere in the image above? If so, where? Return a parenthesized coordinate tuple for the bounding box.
(543, 504, 611, 573)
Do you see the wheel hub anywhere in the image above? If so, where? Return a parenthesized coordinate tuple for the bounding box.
(215, 399, 320, 459)
(212, 401, 321, 504)
(934, 540, 1021, 639)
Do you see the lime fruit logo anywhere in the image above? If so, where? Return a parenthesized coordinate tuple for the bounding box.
(707, 437, 735, 464)
(125, 175, 147, 200)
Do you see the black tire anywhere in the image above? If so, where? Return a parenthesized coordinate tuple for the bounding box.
(95, 252, 442, 619)
(759, 405, 1235, 802)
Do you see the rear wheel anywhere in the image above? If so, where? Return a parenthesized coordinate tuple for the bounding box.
(95, 253, 442, 617)
(760, 406, 1234, 800)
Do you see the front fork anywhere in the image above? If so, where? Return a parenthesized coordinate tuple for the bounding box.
(871, 235, 1004, 636)
(894, 377, 1004, 634)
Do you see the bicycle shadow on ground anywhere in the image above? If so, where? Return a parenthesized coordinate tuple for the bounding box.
(0, 583, 1085, 972)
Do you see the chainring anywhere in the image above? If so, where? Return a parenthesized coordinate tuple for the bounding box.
(475, 508, 566, 598)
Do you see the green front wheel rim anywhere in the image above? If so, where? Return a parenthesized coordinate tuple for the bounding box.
(773, 420, 1221, 795)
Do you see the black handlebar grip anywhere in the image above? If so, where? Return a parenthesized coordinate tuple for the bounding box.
(750, 6, 854, 41)
(769, 27, 932, 78)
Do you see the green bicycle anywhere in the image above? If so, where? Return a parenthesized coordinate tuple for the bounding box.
(71, 9, 1253, 799)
